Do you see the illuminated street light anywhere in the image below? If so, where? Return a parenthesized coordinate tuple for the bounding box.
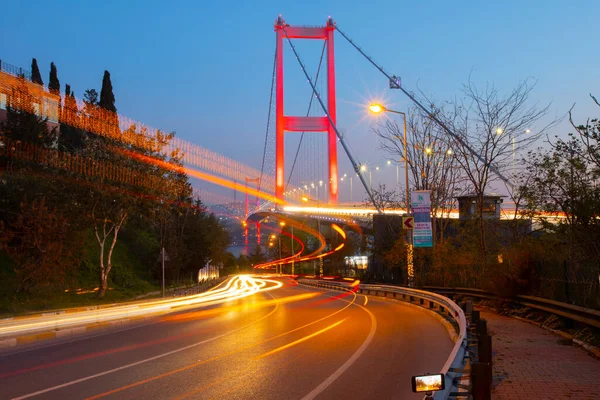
(359, 164, 367, 172)
(368, 103, 386, 114)
(495, 127, 504, 135)
(447, 149, 453, 155)
(366, 102, 414, 287)
(425, 147, 433, 155)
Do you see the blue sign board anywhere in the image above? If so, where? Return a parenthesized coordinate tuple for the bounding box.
(411, 190, 433, 247)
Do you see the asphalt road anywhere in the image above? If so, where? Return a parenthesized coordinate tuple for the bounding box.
(0, 278, 453, 400)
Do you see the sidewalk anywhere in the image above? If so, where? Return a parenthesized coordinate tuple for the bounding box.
(480, 309, 600, 400)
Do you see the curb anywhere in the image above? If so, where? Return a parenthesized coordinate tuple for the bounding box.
(0, 281, 227, 349)
(1, 283, 210, 322)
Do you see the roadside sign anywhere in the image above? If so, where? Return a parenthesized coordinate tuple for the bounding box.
(402, 217, 414, 229)
(156, 248, 170, 262)
(412, 191, 433, 247)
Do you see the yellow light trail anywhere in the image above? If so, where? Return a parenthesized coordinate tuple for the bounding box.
(82, 288, 357, 400)
(163, 292, 319, 323)
(0, 71, 275, 191)
(120, 149, 283, 204)
(0, 276, 282, 339)
(255, 318, 347, 359)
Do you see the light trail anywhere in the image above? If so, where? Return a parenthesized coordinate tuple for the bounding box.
(253, 220, 348, 271)
(14, 280, 365, 400)
(0, 276, 282, 339)
(119, 149, 283, 204)
(255, 318, 347, 359)
(0, 71, 275, 191)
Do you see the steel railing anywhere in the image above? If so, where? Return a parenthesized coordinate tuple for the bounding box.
(423, 286, 600, 330)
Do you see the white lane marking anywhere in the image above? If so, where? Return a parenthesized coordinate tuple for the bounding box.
(11, 298, 279, 400)
(300, 293, 378, 400)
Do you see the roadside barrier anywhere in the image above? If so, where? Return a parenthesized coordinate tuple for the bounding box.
(423, 286, 600, 330)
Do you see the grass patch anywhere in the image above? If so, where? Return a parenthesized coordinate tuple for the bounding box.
(0, 227, 161, 318)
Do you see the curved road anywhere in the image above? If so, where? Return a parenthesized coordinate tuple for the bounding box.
(0, 277, 453, 400)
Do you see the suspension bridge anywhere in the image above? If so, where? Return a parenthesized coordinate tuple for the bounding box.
(0, 16, 530, 275)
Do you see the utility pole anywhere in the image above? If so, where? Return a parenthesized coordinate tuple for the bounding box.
(291, 225, 295, 275)
(162, 247, 165, 298)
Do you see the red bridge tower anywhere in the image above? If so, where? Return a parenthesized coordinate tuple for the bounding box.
(274, 16, 339, 204)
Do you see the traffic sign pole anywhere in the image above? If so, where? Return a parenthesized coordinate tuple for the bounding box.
(162, 247, 165, 298)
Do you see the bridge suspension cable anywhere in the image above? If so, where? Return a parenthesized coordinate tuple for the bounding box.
(281, 23, 382, 213)
(333, 23, 514, 189)
(258, 40, 278, 197)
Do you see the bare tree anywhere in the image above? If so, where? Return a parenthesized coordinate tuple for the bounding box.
(442, 78, 554, 269)
(92, 199, 128, 298)
(568, 94, 600, 171)
(373, 105, 465, 243)
(363, 183, 402, 212)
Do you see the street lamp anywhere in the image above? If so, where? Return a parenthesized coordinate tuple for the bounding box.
(278, 221, 285, 275)
(301, 196, 323, 277)
(368, 103, 414, 287)
(369, 104, 385, 114)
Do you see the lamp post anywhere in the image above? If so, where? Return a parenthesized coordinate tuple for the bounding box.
(291, 223, 294, 275)
(369, 103, 414, 287)
(301, 196, 323, 277)
(279, 221, 285, 275)
(269, 234, 276, 274)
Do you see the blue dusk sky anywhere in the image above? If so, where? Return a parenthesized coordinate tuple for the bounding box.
(1, 0, 598, 200)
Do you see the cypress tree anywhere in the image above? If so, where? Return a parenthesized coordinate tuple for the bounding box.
(99, 70, 116, 113)
(58, 85, 85, 152)
(31, 58, 43, 86)
(48, 62, 60, 95)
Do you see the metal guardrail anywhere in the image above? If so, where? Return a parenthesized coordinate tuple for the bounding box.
(298, 280, 468, 399)
(423, 286, 600, 330)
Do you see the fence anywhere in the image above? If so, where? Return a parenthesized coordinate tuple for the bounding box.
(424, 286, 600, 330)
(0, 59, 32, 81)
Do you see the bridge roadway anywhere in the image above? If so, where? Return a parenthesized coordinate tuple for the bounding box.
(0, 277, 452, 400)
